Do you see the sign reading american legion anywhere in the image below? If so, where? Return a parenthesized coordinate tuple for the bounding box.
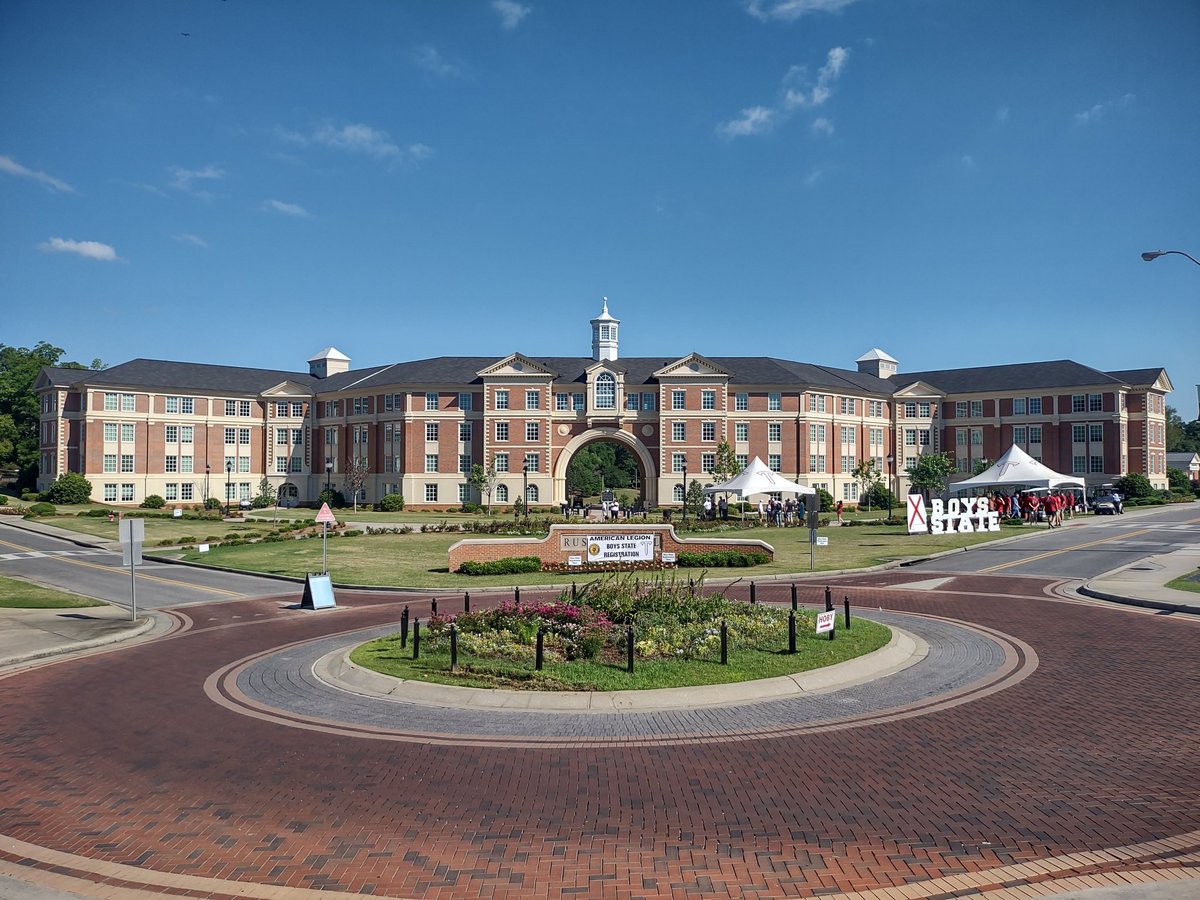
(586, 534, 656, 563)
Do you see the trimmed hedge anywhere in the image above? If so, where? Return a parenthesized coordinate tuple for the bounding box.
(457, 556, 543, 576)
(676, 550, 769, 568)
(26, 502, 56, 517)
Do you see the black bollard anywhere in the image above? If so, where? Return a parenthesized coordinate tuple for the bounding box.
(464, 592, 470, 613)
(720, 618, 728, 665)
(413, 618, 421, 659)
(431, 596, 438, 617)
(844, 596, 851, 630)
(571, 581, 577, 600)
(536, 627, 544, 671)
(450, 623, 458, 671)
(626, 623, 635, 674)
(825, 585, 833, 612)
(514, 585, 520, 606)
(828, 616, 835, 642)
(750, 582, 757, 604)
(400, 605, 409, 648)
(790, 583, 797, 611)
(788, 609, 796, 654)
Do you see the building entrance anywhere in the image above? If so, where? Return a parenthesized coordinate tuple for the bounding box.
(554, 428, 657, 512)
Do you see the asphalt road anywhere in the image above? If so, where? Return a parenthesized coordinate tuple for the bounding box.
(911, 503, 1200, 579)
(0, 522, 294, 608)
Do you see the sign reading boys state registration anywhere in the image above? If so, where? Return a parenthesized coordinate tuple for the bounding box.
(586, 534, 655, 563)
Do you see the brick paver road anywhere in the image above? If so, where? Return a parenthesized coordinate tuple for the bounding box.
(1, 574, 1197, 898)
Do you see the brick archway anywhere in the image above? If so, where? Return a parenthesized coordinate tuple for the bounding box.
(553, 427, 657, 508)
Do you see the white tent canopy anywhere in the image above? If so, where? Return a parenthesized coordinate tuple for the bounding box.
(949, 444, 1085, 493)
(703, 457, 816, 497)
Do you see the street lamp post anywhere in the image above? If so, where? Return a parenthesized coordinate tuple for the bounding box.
(682, 462, 689, 525)
(522, 463, 529, 524)
(325, 459, 333, 500)
(1141, 249, 1200, 267)
(224, 460, 232, 517)
(886, 454, 894, 520)
(204, 463, 210, 506)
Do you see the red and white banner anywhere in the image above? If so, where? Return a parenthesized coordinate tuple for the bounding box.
(906, 494, 927, 533)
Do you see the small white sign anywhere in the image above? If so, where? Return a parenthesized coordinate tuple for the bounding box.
(173, 507, 183, 518)
(815, 536, 829, 546)
(314, 502, 337, 525)
(661, 551, 677, 563)
(568, 555, 582, 566)
(118, 517, 145, 544)
(198, 543, 210, 553)
(816, 609, 837, 634)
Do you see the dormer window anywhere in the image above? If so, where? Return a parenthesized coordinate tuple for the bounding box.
(595, 372, 616, 409)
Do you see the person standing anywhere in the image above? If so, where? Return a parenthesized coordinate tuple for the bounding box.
(836, 499, 844, 525)
(718, 495, 728, 521)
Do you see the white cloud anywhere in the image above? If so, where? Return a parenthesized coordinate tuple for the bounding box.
(412, 45, 463, 77)
(38, 237, 119, 261)
(744, 0, 860, 22)
(262, 199, 312, 218)
(168, 164, 225, 198)
(1074, 93, 1135, 125)
(173, 233, 208, 247)
(811, 117, 834, 136)
(279, 122, 433, 166)
(0, 154, 75, 193)
(803, 166, 825, 187)
(717, 106, 777, 138)
(492, 0, 531, 29)
(995, 106, 1010, 125)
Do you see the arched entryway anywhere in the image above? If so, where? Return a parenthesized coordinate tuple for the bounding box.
(553, 428, 657, 509)
(278, 482, 299, 507)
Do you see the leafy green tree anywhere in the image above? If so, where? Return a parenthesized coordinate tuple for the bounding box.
(971, 458, 991, 476)
(252, 477, 277, 509)
(685, 480, 705, 521)
(468, 463, 498, 512)
(566, 441, 640, 499)
(906, 453, 955, 502)
(44, 472, 92, 504)
(1113, 473, 1154, 499)
(711, 440, 741, 486)
(851, 458, 882, 509)
(860, 482, 897, 511)
(1166, 406, 1200, 453)
(1167, 467, 1190, 494)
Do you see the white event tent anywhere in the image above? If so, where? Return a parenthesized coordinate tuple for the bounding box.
(703, 457, 816, 498)
(948, 444, 1085, 493)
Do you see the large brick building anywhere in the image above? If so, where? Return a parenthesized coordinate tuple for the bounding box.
(35, 302, 1173, 508)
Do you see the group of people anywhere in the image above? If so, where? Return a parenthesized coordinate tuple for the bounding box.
(983, 489, 1081, 527)
(752, 496, 809, 527)
(700, 495, 730, 520)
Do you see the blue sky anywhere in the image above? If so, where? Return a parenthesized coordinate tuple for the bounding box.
(3, 0, 1198, 416)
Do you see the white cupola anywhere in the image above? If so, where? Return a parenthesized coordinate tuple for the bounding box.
(855, 348, 898, 379)
(590, 298, 620, 362)
(308, 347, 350, 378)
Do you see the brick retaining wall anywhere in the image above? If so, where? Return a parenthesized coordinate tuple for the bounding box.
(447, 524, 773, 572)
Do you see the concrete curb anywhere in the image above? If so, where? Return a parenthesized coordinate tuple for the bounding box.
(0, 612, 160, 669)
(312, 624, 926, 713)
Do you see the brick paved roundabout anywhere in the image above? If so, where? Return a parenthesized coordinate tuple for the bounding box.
(1, 574, 1197, 898)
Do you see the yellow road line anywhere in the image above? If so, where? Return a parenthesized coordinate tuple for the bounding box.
(979, 525, 1158, 574)
(0, 537, 243, 597)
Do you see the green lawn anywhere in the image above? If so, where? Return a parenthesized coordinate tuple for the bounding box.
(351, 616, 891, 691)
(1166, 571, 1200, 594)
(29, 515, 276, 545)
(150, 521, 1025, 589)
(0, 574, 105, 609)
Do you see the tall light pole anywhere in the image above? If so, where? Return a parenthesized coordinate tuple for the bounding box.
(224, 460, 233, 517)
(1141, 249, 1200, 267)
(886, 454, 894, 520)
(325, 459, 333, 500)
(682, 462, 689, 524)
(204, 463, 210, 506)
(522, 462, 529, 523)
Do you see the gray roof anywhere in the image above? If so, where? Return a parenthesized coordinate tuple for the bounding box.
(890, 360, 1124, 394)
(1105, 367, 1166, 387)
(39, 366, 93, 386)
(74, 359, 316, 394)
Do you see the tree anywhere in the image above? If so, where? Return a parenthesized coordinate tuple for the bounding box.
(711, 440, 741, 486)
(971, 458, 991, 476)
(345, 458, 370, 512)
(685, 480, 705, 521)
(566, 442, 640, 499)
(906, 453, 955, 503)
(1166, 406, 1200, 453)
(1167, 467, 1190, 494)
(851, 458, 882, 510)
(252, 477, 276, 509)
(1114, 473, 1154, 499)
(469, 463, 499, 512)
(44, 472, 92, 504)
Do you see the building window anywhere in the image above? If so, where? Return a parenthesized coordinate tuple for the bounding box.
(425, 454, 438, 473)
(495, 484, 508, 503)
(809, 455, 826, 473)
(1072, 424, 1086, 443)
(165, 483, 178, 501)
(673, 484, 685, 502)
(1090, 455, 1104, 473)
(426, 422, 439, 442)
(1029, 397, 1042, 414)
(810, 424, 825, 443)
(1073, 455, 1086, 474)
(735, 423, 748, 442)
(970, 400, 983, 417)
(841, 455, 855, 471)
(573, 393, 585, 411)
(967, 429, 979, 446)
(182, 426, 194, 443)
(121, 423, 135, 442)
(459, 454, 472, 475)
(104, 423, 117, 442)
(1089, 393, 1103, 412)
(768, 392, 781, 411)
(120, 454, 134, 473)
(673, 421, 686, 442)
(701, 421, 716, 441)
(672, 452, 686, 473)
(104, 483, 117, 501)
(180, 483, 194, 500)
(919, 402, 931, 418)
(626, 393, 640, 411)
(276, 428, 289, 445)
(290, 458, 303, 473)
(641, 393, 655, 411)
(956, 401, 968, 418)
(494, 453, 509, 473)
(904, 402, 917, 418)
(458, 392, 472, 411)
(425, 483, 438, 502)
(595, 373, 616, 409)
(459, 422, 472, 442)
(840, 426, 854, 444)
(104, 393, 118, 411)
(276, 458, 290, 474)
(525, 484, 539, 504)
(119, 394, 134, 412)
(671, 389, 686, 410)
(458, 483, 471, 504)
(556, 393, 570, 411)
(238, 457, 250, 473)
(495, 421, 508, 441)
(524, 452, 539, 473)
(1072, 394, 1086, 413)
(904, 430, 917, 446)
(103, 454, 117, 473)
(1013, 426, 1027, 445)
(768, 454, 781, 472)
(353, 397, 365, 416)
(1013, 397, 1026, 415)
(525, 390, 540, 410)
(239, 428, 251, 445)
(812, 394, 827, 413)
(292, 428, 302, 445)
(165, 455, 178, 473)
(239, 400, 251, 417)
(494, 390, 508, 410)
(870, 427, 883, 446)
(225, 427, 237, 445)
(768, 423, 782, 442)
(1089, 424, 1103, 442)
(423, 392, 438, 411)
(525, 421, 540, 442)
(735, 393, 748, 411)
(1030, 425, 1042, 444)
(700, 390, 716, 410)
(225, 399, 237, 416)
(122, 483, 135, 502)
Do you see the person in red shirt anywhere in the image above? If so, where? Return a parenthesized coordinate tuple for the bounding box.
(1044, 493, 1059, 528)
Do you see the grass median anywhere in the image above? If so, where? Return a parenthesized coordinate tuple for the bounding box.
(0, 575, 105, 609)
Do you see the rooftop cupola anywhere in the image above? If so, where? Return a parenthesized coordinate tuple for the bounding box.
(856, 348, 898, 379)
(308, 347, 350, 379)
(590, 298, 620, 362)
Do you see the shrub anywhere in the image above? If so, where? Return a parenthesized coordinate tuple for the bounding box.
(458, 556, 543, 576)
(204, 497, 222, 510)
(44, 473, 93, 505)
(1114, 473, 1155, 500)
(141, 494, 166, 509)
(318, 488, 347, 508)
(26, 502, 56, 517)
(814, 488, 835, 517)
(378, 493, 405, 512)
(459, 502, 484, 513)
(21, 492, 39, 502)
(676, 550, 770, 568)
(0, 494, 6, 505)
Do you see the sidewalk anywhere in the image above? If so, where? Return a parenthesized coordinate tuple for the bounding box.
(0, 605, 160, 668)
(1081, 547, 1200, 614)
